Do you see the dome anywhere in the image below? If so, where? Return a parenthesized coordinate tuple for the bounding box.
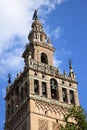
(28, 19, 47, 42)
(31, 20, 42, 28)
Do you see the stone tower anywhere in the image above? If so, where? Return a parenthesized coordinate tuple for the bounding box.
(4, 11, 79, 130)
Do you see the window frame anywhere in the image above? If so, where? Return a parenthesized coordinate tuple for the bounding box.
(42, 82, 47, 97)
(34, 79, 39, 95)
(50, 78, 58, 100)
(41, 53, 48, 64)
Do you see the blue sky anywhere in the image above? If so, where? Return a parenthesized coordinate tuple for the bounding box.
(0, 0, 87, 129)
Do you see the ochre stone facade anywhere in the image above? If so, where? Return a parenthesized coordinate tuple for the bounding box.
(4, 13, 79, 130)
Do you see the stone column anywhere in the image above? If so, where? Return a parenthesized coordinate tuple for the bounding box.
(29, 78, 34, 94)
(47, 82, 51, 99)
(37, 49, 39, 62)
(58, 86, 63, 102)
(67, 89, 71, 104)
(74, 91, 80, 106)
(34, 47, 37, 61)
(37, 49, 40, 63)
(39, 81, 42, 96)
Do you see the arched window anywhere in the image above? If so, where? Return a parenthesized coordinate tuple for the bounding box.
(62, 88, 67, 103)
(34, 80, 39, 94)
(42, 82, 47, 97)
(35, 34, 37, 39)
(50, 78, 58, 99)
(70, 90, 75, 104)
(41, 53, 48, 64)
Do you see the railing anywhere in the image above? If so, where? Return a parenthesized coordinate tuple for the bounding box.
(28, 60, 76, 82)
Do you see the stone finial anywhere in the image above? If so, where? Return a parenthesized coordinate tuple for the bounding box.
(68, 58, 73, 71)
(64, 70, 66, 77)
(68, 58, 76, 79)
(8, 73, 12, 84)
(47, 38, 52, 46)
(28, 52, 32, 60)
(68, 58, 74, 75)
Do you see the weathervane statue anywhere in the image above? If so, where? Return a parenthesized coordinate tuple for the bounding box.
(32, 9, 38, 20)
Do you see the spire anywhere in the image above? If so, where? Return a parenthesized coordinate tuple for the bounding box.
(69, 58, 73, 73)
(68, 58, 76, 79)
(22, 9, 54, 65)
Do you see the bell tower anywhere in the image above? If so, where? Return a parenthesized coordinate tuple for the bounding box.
(23, 15, 54, 67)
(4, 10, 79, 130)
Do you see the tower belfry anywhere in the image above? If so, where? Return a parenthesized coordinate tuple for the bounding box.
(4, 11, 79, 130)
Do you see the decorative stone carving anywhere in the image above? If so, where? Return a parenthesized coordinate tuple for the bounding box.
(35, 101, 67, 120)
(38, 119, 48, 130)
(52, 122, 61, 130)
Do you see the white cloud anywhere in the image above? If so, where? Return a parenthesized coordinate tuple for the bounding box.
(42, 26, 61, 42)
(43, 26, 62, 41)
(0, 0, 65, 43)
(0, 0, 65, 77)
(1, 88, 6, 98)
(53, 57, 62, 68)
(52, 27, 62, 39)
(57, 0, 65, 4)
(0, 35, 25, 77)
(1, 49, 23, 70)
(53, 47, 72, 72)
(58, 48, 72, 55)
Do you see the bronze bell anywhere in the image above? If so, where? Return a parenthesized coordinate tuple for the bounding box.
(42, 86, 45, 93)
(52, 85, 56, 90)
